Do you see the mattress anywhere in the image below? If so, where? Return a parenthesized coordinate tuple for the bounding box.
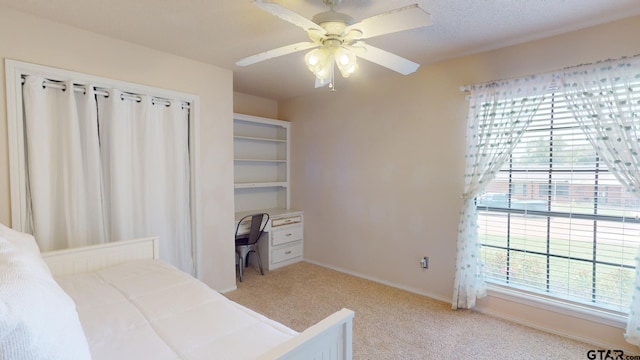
(55, 260, 297, 360)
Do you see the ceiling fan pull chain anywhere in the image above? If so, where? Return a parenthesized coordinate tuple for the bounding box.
(330, 62, 335, 91)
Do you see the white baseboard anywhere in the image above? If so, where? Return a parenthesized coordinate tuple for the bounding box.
(218, 286, 237, 294)
(302, 259, 639, 354)
(303, 259, 452, 304)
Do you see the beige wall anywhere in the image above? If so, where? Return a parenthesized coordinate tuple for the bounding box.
(233, 91, 278, 118)
(280, 15, 640, 351)
(0, 6, 237, 291)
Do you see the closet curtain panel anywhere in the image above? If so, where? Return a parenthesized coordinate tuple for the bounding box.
(98, 91, 193, 274)
(21, 77, 193, 275)
(22, 75, 105, 251)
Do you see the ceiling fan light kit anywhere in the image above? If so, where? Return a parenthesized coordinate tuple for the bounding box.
(237, 0, 431, 91)
(304, 40, 358, 90)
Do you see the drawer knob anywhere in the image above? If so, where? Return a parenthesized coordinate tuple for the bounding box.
(285, 251, 292, 255)
(285, 233, 292, 237)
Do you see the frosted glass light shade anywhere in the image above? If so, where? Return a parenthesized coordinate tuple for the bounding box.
(305, 48, 328, 74)
(334, 47, 358, 78)
(305, 45, 358, 81)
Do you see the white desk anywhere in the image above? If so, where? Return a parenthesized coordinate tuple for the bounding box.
(234, 208, 303, 271)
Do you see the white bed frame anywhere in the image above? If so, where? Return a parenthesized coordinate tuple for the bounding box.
(42, 237, 354, 360)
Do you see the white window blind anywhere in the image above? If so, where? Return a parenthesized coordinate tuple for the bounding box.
(477, 88, 640, 313)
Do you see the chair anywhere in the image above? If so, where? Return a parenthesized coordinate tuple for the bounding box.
(235, 213, 269, 282)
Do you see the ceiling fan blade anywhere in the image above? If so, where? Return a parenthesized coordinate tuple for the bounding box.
(315, 77, 330, 88)
(345, 4, 430, 39)
(350, 42, 420, 75)
(236, 42, 319, 67)
(252, 0, 327, 34)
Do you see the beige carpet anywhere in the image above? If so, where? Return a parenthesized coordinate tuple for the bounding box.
(224, 261, 598, 360)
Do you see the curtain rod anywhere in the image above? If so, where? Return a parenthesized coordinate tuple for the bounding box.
(20, 76, 190, 109)
(459, 53, 640, 93)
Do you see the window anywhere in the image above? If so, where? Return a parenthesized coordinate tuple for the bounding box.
(477, 92, 640, 313)
(555, 183, 569, 197)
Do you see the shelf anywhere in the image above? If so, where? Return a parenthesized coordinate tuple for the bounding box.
(234, 158, 287, 163)
(234, 182, 288, 189)
(233, 113, 290, 212)
(234, 135, 287, 143)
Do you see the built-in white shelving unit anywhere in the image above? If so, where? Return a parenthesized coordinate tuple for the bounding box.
(233, 114, 303, 271)
(233, 113, 290, 213)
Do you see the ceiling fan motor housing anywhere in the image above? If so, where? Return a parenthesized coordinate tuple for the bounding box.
(312, 11, 355, 30)
(311, 9, 362, 46)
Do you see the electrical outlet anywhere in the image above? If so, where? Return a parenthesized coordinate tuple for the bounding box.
(420, 256, 429, 269)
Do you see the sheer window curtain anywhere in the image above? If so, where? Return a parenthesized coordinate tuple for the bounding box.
(21, 76, 193, 275)
(560, 55, 640, 345)
(453, 76, 551, 309)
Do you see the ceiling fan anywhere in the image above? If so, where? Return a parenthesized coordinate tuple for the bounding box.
(236, 0, 431, 90)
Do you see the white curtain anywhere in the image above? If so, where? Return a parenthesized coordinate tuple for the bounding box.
(560, 56, 640, 345)
(22, 78, 193, 274)
(452, 76, 551, 309)
(98, 91, 193, 274)
(22, 76, 105, 251)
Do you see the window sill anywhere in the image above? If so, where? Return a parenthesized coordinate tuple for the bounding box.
(485, 283, 628, 329)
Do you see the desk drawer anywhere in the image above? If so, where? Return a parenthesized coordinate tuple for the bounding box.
(272, 226, 303, 246)
(271, 215, 302, 227)
(272, 242, 302, 264)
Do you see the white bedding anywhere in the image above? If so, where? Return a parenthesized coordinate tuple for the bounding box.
(55, 260, 297, 360)
(0, 231, 91, 360)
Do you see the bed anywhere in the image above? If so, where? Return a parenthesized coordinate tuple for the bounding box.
(0, 229, 354, 360)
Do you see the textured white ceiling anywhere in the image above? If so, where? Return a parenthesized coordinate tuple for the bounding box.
(1, 0, 640, 100)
